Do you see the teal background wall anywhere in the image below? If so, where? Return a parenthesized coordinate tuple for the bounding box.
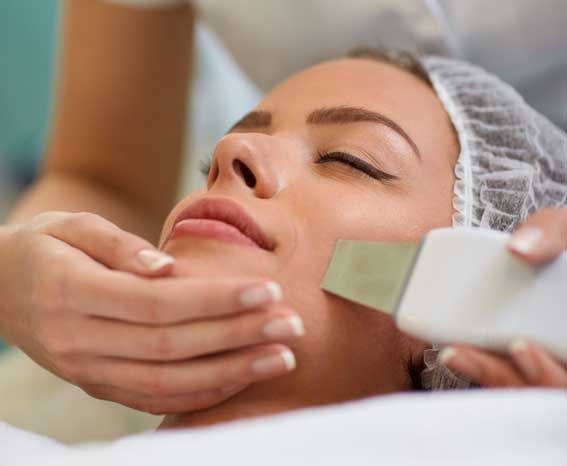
(0, 1, 59, 350)
(0, 0, 58, 167)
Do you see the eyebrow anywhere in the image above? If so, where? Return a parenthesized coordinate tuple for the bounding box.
(228, 111, 272, 132)
(228, 106, 420, 159)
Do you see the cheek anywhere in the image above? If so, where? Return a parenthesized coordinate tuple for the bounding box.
(283, 171, 456, 290)
(297, 187, 428, 245)
(408, 164, 456, 232)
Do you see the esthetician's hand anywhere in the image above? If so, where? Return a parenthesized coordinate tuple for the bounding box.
(438, 207, 567, 389)
(438, 340, 567, 389)
(506, 207, 567, 266)
(0, 212, 303, 414)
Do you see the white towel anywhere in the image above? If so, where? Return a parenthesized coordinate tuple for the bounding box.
(4, 389, 567, 466)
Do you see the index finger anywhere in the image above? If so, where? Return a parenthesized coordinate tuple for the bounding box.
(72, 269, 283, 324)
(439, 345, 526, 388)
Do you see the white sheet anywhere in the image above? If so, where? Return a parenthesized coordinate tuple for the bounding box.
(4, 389, 567, 466)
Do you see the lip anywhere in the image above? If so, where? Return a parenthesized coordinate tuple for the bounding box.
(165, 197, 275, 251)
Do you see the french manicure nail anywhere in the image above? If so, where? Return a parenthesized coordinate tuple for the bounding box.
(439, 347, 481, 380)
(220, 384, 247, 395)
(252, 349, 296, 375)
(263, 315, 305, 339)
(509, 339, 540, 382)
(137, 249, 175, 271)
(439, 347, 457, 365)
(508, 227, 542, 254)
(240, 282, 282, 308)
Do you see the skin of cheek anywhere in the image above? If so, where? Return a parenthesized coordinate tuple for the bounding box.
(265, 172, 454, 399)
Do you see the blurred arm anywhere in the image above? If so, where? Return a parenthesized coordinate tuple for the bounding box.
(7, 0, 195, 243)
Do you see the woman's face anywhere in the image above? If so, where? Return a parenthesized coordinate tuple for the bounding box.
(159, 58, 458, 411)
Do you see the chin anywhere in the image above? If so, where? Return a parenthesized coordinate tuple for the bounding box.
(163, 237, 278, 278)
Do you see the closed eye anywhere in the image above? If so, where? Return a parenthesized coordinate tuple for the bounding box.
(315, 151, 398, 182)
(200, 152, 398, 182)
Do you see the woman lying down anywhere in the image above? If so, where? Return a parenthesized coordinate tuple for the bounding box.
(151, 50, 566, 429)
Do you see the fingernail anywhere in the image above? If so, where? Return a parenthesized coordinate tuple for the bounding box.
(439, 347, 457, 365)
(508, 227, 542, 254)
(240, 282, 282, 308)
(252, 349, 296, 375)
(137, 249, 175, 271)
(220, 384, 247, 396)
(439, 347, 481, 380)
(509, 339, 540, 382)
(263, 315, 305, 339)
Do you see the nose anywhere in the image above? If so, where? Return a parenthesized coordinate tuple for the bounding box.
(207, 133, 283, 199)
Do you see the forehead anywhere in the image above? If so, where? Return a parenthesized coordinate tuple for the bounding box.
(264, 59, 427, 109)
(259, 58, 457, 162)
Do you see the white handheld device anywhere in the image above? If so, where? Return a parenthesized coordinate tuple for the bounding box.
(322, 228, 567, 362)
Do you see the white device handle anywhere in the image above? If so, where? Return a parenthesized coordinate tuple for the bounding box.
(396, 228, 567, 362)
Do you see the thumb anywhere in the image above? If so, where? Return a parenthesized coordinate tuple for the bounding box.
(34, 211, 175, 277)
(507, 207, 567, 264)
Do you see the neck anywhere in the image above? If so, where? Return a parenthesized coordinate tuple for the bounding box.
(160, 380, 313, 429)
(159, 290, 420, 431)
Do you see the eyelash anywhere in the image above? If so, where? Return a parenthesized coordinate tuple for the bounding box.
(315, 151, 397, 182)
(198, 152, 397, 182)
